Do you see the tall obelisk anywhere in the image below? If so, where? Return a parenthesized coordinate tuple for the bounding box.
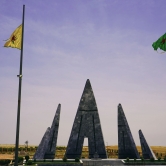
(139, 129, 156, 159)
(118, 104, 140, 159)
(65, 79, 107, 159)
(44, 104, 61, 159)
(33, 127, 51, 159)
(33, 104, 61, 159)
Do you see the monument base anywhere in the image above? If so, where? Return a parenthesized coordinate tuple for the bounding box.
(82, 159, 124, 166)
(44, 152, 55, 159)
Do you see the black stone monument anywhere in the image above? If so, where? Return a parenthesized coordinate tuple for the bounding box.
(118, 104, 140, 159)
(44, 104, 61, 159)
(65, 79, 107, 159)
(33, 104, 61, 159)
(33, 127, 51, 159)
(139, 129, 156, 159)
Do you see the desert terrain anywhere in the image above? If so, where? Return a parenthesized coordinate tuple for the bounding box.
(0, 144, 166, 160)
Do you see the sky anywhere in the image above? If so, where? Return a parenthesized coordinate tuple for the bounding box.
(1, 0, 166, 147)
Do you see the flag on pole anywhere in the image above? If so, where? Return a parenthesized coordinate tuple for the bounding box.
(152, 33, 166, 53)
(4, 24, 22, 50)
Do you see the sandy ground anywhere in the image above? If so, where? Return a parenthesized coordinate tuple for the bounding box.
(0, 154, 14, 159)
(0, 145, 166, 159)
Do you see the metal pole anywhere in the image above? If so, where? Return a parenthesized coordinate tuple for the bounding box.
(14, 5, 25, 166)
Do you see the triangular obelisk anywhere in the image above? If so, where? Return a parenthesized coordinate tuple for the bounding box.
(33, 127, 51, 159)
(65, 79, 107, 159)
(33, 104, 61, 159)
(44, 104, 61, 159)
(139, 130, 156, 159)
(118, 104, 140, 159)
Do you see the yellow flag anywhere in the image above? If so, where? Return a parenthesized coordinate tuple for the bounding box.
(4, 24, 22, 50)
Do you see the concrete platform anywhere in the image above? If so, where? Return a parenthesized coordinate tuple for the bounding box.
(82, 159, 124, 166)
(81, 159, 165, 166)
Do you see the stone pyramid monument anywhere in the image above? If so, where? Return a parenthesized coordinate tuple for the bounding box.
(65, 79, 107, 159)
(33, 104, 61, 159)
(33, 127, 51, 159)
(118, 104, 140, 159)
(139, 129, 156, 159)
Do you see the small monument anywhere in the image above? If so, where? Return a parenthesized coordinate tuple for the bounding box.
(139, 129, 157, 159)
(44, 104, 61, 159)
(33, 127, 51, 159)
(118, 104, 140, 159)
(33, 104, 61, 159)
(65, 79, 107, 159)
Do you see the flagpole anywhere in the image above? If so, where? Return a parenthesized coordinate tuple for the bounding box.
(14, 5, 25, 166)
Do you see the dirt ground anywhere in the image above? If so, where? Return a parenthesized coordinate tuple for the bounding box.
(0, 154, 13, 160)
(0, 145, 166, 159)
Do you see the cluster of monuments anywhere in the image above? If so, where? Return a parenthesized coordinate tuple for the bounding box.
(33, 79, 156, 160)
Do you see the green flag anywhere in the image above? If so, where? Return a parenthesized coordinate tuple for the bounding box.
(152, 33, 166, 52)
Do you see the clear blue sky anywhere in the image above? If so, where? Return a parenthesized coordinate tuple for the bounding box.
(1, 0, 166, 147)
